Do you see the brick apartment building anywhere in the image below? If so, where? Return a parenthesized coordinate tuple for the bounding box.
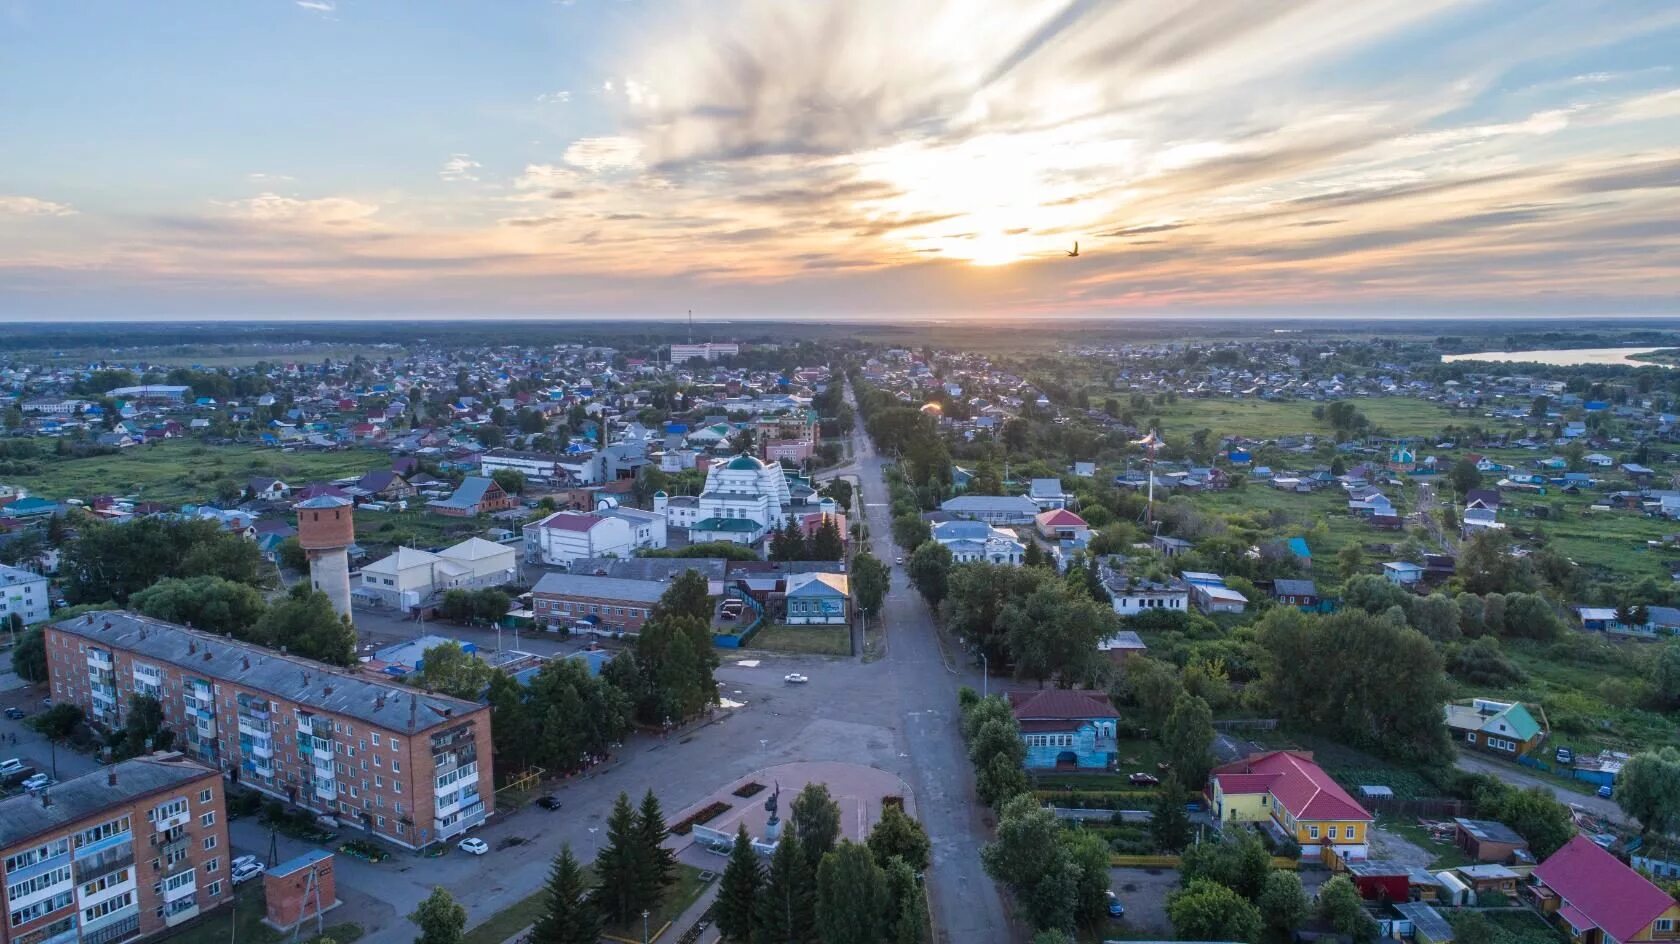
(531, 572, 665, 633)
(0, 752, 232, 944)
(45, 613, 493, 851)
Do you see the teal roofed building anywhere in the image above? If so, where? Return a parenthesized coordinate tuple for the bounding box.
(1443, 698, 1547, 758)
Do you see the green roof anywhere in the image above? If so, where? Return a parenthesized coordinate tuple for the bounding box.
(694, 517, 761, 532)
(727, 454, 765, 471)
(1499, 703, 1543, 741)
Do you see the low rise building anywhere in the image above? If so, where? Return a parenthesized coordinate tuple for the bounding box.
(1007, 690, 1118, 771)
(1442, 698, 1546, 757)
(0, 563, 50, 626)
(782, 572, 849, 625)
(931, 519, 1025, 565)
(356, 538, 517, 610)
(523, 512, 636, 566)
(0, 752, 232, 944)
(1210, 750, 1373, 861)
(531, 573, 666, 633)
(45, 613, 493, 850)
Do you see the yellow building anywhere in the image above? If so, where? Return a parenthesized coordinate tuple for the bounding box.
(1209, 751, 1373, 860)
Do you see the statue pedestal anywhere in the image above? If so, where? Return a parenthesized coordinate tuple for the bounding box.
(763, 814, 781, 843)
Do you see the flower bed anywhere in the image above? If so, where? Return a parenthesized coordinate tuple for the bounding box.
(671, 801, 731, 835)
(337, 840, 390, 863)
(732, 782, 766, 799)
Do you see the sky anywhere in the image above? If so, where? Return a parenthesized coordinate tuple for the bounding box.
(1, 0, 1678, 322)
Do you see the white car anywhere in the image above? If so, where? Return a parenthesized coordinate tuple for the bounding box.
(231, 855, 258, 871)
(784, 673, 809, 684)
(0, 759, 23, 776)
(22, 774, 53, 792)
(231, 861, 265, 885)
(458, 837, 490, 856)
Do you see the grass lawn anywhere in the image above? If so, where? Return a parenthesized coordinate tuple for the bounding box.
(1146, 397, 1486, 441)
(354, 509, 489, 554)
(746, 623, 852, 656)
(461, 864, 710, 944)
(7, 440, 386, 503)
(1448, 907, 1569, 944)
(167, 886, 362, 944)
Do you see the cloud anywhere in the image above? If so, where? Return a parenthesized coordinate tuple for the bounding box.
(0, 196, 76, 217)
(295, 0, 334, 12)
(247, 172, 296, 183)
(439, 153, 482, 182)
(536, 90, 572, 105)
(212, 192, 380, 228)
(1098, 222, 1190, 237)
(562, 137, 644, 172)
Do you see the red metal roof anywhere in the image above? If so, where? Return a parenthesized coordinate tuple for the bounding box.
(1209, 751, 1371, 822)
(1034, 509, 1087, 526)
(1533, 836, 1675, 944)
(1007, 690, 1118, 721)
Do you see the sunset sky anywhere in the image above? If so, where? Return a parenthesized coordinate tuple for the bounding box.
(2, 0, 1678, 320)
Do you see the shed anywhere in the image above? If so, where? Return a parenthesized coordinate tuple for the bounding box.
(1394, 902, 1454, 944)
(1434, 870, 1472, 906)
(1358, 785, 1395, 800)
(1453, 818, 1528, 863)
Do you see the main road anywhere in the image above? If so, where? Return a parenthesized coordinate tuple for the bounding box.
(839, 378, 1015, 944)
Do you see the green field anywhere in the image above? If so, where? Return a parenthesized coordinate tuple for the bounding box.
(7, 440, 387, 504)
(1150, 397, 1487, 441)
(167, 886, 361, 944)
(745, 623, 853, 656)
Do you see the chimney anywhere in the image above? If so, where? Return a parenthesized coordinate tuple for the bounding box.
(242, 657, 250, 670)
(39, 790, 50, 809)
(108, 767, 117, 787)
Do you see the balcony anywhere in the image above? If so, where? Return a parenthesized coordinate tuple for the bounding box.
(311, 752, 336, 777)
(154, 809, 190, 833)
(163, 899, 199, 927)
(313, 780, 336, 801)
(81, 911, 139, 944)
(87, 650, 113, 669)
(435, 799, 488, 840)
(195, 716, 217, 738)
(436, 787, 480, 817)
(247, 738, 274, 760)
(73, 846, 135, 884)
(162, 868, 196, 903)
(236, 716, 271, 738)
(433, 747, 478, 776)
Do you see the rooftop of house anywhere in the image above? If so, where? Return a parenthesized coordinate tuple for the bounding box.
(51, 612, 481, 734)
(1007, 689, 1119, 722)
(1453, 818, 1527, 846)
(532, 572, 669, 603)
(1534, 835, 1677, 943)
(0, 752, 218, 848)
(1212, 750, 1372, 823)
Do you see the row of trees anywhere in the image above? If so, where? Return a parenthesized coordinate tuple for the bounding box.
(131, 577, 358, 666)
(768, 518, 846, 562)
(936, 562, 1120, 688)
(716, 786, 932, 944)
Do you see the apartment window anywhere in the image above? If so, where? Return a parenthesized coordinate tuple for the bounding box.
(373, 755, 382, 768)
(200, 811, 216, 828)
(1308, 826, 1320, 840)
(377, 795, 385, 808)
(206, 858, 219, 874)
(203, 835, 217, 851)
(393, 760, 401, 773)
(207, 881, 222, 898)
(199, 789, 213, 803)
(371, 733, 380, 747)
(390, 739, 400, 751)
(375, 776, 384, 788)
(1328, 827, 1338, 840)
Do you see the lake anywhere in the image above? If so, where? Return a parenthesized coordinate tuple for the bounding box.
(1442, 346, 1676, 368)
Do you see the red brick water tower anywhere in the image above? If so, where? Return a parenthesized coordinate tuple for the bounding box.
(295, 494, 354, 621)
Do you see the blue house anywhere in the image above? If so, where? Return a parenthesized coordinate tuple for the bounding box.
(1008, 690, 1118, 771)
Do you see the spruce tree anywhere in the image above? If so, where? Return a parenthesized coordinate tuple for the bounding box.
(638, 789, 677, 897)
(529, 846, 603, 944)
(753, 833, 814, 944)
(809, 517, 844, 561)
(815, 841, 888, 944)
(716, 825, 763, 943)
(591, 792, 645, 925)
(790, 783, 842, 876)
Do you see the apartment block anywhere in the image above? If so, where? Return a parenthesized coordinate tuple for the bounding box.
(0, 564, 50, 627)
(0, 752, 232, 944)
(45, 613, 493, 851)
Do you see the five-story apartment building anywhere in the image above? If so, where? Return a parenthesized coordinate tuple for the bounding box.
(0, 753, 231, 944)
(45, 613, 493, 851)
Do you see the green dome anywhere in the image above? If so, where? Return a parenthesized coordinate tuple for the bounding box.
(727, 454, 765, 471)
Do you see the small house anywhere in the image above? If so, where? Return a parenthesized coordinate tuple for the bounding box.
(1382, 561, 1424, 586)
(1453, 818, 1529, 863)
(1007, 690, 1118, 771)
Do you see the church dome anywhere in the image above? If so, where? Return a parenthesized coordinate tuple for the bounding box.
(727, 453, 767, 471)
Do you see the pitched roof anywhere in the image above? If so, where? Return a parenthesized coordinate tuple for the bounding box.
(535, 511, 607, 532)
(1533, 835, 1676, 943)
(1006, 689, 1118, 722)
(785, 571, 849, 597)
(1211, 751, 1371, 822)
(1034, 509, 1087, 527)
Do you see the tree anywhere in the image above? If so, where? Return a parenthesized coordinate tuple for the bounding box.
(120, 694, 175, 757)
(1179, 829, 1272, 901)
(886, 857, 927, 944)
(652, 569, 713, 623)
(716, 825, 763, 943)
(1002, 582, 1113, 688)
(867, 804, 931, 873)
(754, 831, 815, 944)
(1258, 871, 1309, 936)
(816, 841, 889, 944)
(1317, 875, 1374, 942)
(981, 794, 1079, 933)
(529, 846, 603, 944)
(29, 703, 83, 743)
(1450, 457, 1482, 496)
(770, 521, 807, 562)
(1161, 692, 1215, 788)
(791, 783, 842, 876)
(1408, 593, 1462, 642)
(1149, 778, 1194, 853)
(412, 887, 468, 944)
(1472, 783, 1575, 858)
(592, 793, 650, 925)
(1454, 912, 1499, 944)
(638, 789, 677, 896)
(907, 541, 952, 606)
(809, 517, 845, 561)
(1167, 879, 1261, 944)
(276, 537, 308, 573)
(1113, 656, 1183, 733)
(1063, 829, 1112, 925)
(11, 626, 46, 682)
(61, 517, 266, 605)
(1654, 642, 1680, 709)
(131, 576, 269, 637)
(413, 641, 492, 699)
(1616, 748, 1680, 836)
(252, 584, 356, 666)
(891, 514, 930, 550)
(852, 552, 890, 617)
(1336, 543, 1366, 582)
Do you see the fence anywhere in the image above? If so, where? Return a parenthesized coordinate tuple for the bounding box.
(1361, 795, 1464, 818)
(711, 590, 766, 648)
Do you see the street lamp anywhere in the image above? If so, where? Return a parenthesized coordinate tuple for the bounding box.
(642, 909, 650, 944)
(979, 651, 988, 700)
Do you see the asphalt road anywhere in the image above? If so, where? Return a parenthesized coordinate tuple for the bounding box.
(1453, 751, 1625, 824)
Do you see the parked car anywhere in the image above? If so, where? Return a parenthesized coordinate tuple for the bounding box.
(1128, 772, 1160, 786)
(231, 855, 258, 871)
(0, 759, 23, 776)
(1555, 747, 1575, 766)
(1106, 891, 1126, 918)
(22, 774, 53, 792)
(3, 708, 25, 720)
(458, 837, 490, 856)
(536, 795, 562, 811)
(231, 860, 265, 885)
(1597, 785, 1613, 799)
(784, 673, 809, 684)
